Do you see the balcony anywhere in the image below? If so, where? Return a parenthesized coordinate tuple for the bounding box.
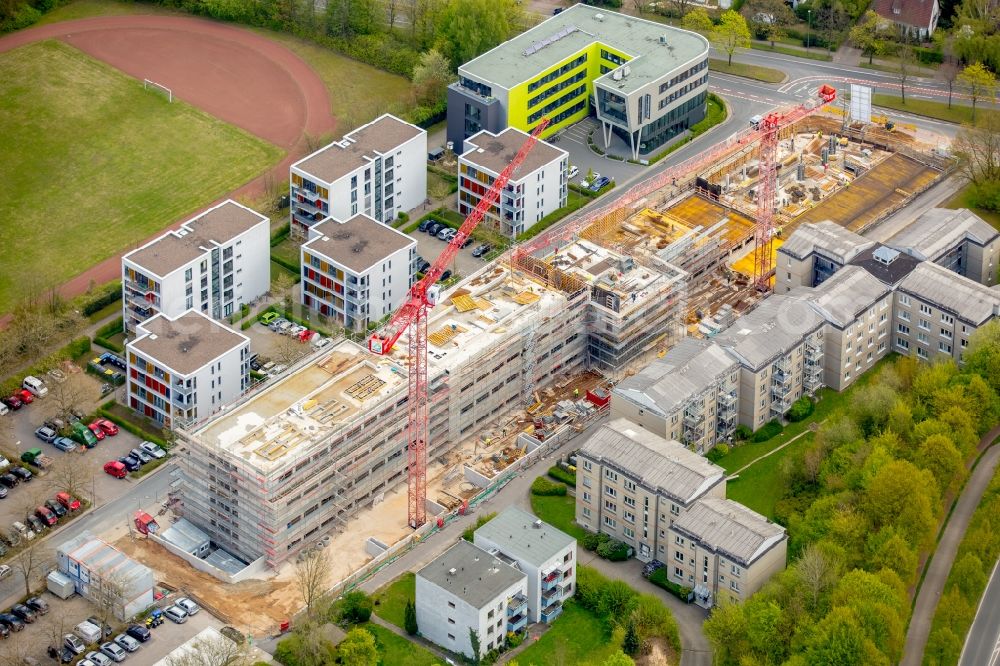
(541, 601, 563, 623)
(805, 342, 823, 362)
(772, 369, 792, 389)
(507, 594, 527, 617)
(717, 391, 738, 408)
(541, 569, 563, 591)
(683, 410, 704, 428)
(771, 396, 792, 415)
(804, 375, 823, 392)
(507, 613, 528, 633)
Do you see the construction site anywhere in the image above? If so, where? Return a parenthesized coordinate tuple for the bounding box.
(151, 89, 959, 631)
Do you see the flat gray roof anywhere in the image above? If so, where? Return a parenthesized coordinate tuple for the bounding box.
(801, 265, 892, 328)
(778, 220, 873, 263)
(579, 418, 724, 504)
(303, 214, 415, 273)
(897, 261, 1000, 324)
(130, 311, 248, 376)
(614, 337, 737, 416)
(887, 208, 999, 261)
(714, 294, 824, 369)
(459, 4, 708, 93)
(293, 114, 424, 184)
(124, 200, 268, 277)
(462, 128, 565, 177)
(672, 498, 785, 566)
(418, 540, 525, 610)
(474, 506, 575, 567)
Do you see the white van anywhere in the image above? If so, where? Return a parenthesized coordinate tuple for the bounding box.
(75, 621, 102, 644)
(22, 376, 48, 398)
(0, 403, 8, 416)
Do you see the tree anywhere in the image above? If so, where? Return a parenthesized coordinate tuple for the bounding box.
(47, 450, 94, 502)
(412, 48, 455, 106)
(601, 652, 635, 666)
(682, 7, 714, 33)
(942, 36, 961, 109)
(274, 624, 337, 666)
(965, 322, 1000, 393)
(958, 62, 997, 122)
(863, 459, 938, 550)
(383, 0, 400, 27)
(10, 542, 51, 597)
(598, 580, 638, 623)
(469, 628, 481, 664)
(337, 627, 378, 666)
(94, 569, 129, 631)
(166, 632, 252, 666)
(295, 548, 331, 617)
(46, 374, 91, 425)
(713, 10, 752, 65)
(953, 114, 1000, 210)
(915, 434, 966, 495)
(815, 3, 850, 54)
(339, 590, 373, 624)
(897, 43, 915, 104)
(434, 0, 522, 68)
(324, 0, 381, 37)
(796, 544, 836, 612)
(671, 0, 694, 20)
(622, 620, 640, 656)
(952, 552, 988, 599)
(850, 10, 890, 64)
(743, 0, 794, 46)
(404, 599, 418, 635)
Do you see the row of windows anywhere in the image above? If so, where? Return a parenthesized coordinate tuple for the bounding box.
(658, 59, 708, 94)
(528, 70, 587, 109)
(600, 49, 626, 66)
(527, 84, 588, 124)
(531, 99, 588, 130)
(658, 74, 707, 109)
(528, 54, 588, 93)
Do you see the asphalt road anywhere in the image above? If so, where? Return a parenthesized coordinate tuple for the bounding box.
(961, 560, 1000, 666)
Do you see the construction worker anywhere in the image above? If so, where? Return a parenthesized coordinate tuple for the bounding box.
(573, 388, 580, 398)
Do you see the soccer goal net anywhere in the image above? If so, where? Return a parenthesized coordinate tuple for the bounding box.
(143, 79, 173, 103)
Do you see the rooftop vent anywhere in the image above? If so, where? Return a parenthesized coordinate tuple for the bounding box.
(447, 567, 457, 576)
(532, 519, 543, 529)
(595, 13, 605, 21)
(659, 34, 668, 44)
(873, 246, 900, 266)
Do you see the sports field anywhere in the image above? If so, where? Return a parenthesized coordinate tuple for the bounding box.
(0, 39, 283, 312)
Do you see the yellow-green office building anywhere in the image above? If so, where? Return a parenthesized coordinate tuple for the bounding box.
(446, 5, 710, 161)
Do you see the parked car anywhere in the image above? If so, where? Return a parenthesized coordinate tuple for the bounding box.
(175, 597, 200, 615)
(568, 165, 580, 179)
(10, 603, 36, 623)
(0, 403, 7, 416)
(472, 244, 493, 258)
(34, 426, 58, 443)
(94, 419, 119, 436)
(118, 456, 141, 473)
(140, 441, 166, 459)
(10, 466, 32, 482)
(85, 651, 112, 666)
(130, 448, 151, 464)
(99, 642, 127, 663)
(0, 473, 18, 488)
(0, 613, 25, 631)
(125, 625, 150, 643)
(590, 176, 611, 191)
(11, 521, 33, 541)
(88, 423, 106, 441)
(259, 312, 279, 325)
(0, 455, 8, 471)
(437, 227, 454, 241)
(72, 421, 98, 448)
(313, 337, 333, 351)
(461, 236, 474, 248)
(87, 618, 114, 639)
(15, 389, 33, 404)
(418, 260, 432, 273)
(45, 498, 67, 518)
(0, 486, 6, 499)
(267, 317, 288, 331)
(0, 623, 7, 640)
(275, 320, 294, 334)
(438, 270, 452, 283)
(287, 324, 306, 337)
(113, 634, 140, 653)
(426, 222, 442, 236)
(54, 647, 74, 663)
(0, 565, 10, 580)
(164, 606, 188, 624)
(22, 375, 48, 398)
(103, 461, 127, 479)
(57, 492, 81, 511)
(27, 515, 45, 533)
(417, 219, 432, 232)
(2, 396, 23, 410)
(64, 634, 86, 654)
(0, 540, 6, 556)
(25, 597, 49, 615)
(35, 505, 57, 526)
(44, 418, 67, 432)
(52, 436, 77, 453)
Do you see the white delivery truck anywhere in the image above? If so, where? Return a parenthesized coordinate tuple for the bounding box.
(75, 620, 102, 644)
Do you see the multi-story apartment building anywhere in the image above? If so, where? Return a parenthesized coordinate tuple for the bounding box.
(775, 220, 876, 295)
(446, 4, 710, 159)
(300, 215, 417, 330)
(289, 115, 426, 237)
(893, 260, 1000, 363)
(121, 200, 269, 333)
(886, 208, 999, 286)
(612, 337, 740, 452)
(714, 295, 826, 428)
(575, 418, 726, 562)
(416, 540, 528, 659)
(126, 310, 250, 427)
(474, 507, 577, 624)
(667, 498, 787, 608)
(458, 128, 568, 237)
(799, 265, 894, 390)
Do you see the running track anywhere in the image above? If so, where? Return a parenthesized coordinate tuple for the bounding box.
(0, 15, 336, 311)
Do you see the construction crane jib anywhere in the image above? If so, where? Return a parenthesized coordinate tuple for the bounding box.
(367, 119, 552, 529)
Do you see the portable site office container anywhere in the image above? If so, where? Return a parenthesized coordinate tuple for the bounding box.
(56, 532, 154, 620)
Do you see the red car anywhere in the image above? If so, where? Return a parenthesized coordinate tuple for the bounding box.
(88, 423, 106, 441)
(103, 461, 127, 479)
(56, 492, 81, 511)
(94, 418, 119, 436)
(2, 396, 22, 410)
(34, 505, 57, 527)
(14, 389, 32, 404)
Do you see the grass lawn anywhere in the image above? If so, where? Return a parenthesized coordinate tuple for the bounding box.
(270, 260, 299, 289)
(0, 40, 281, 314)
(751, 43, 833, 61)
(716, 355, 894, 474)
(86, 298, 123, 323)
(362, 623, 440, 666)
(727, 432, 814, 519)
(872, 93, 1000, 125)
(709, 58, 785, 83)
(35, 0, 174, 23)
(427, 167, 458, 200)
(271, 237, 302, 269)
(373, 572, 415, 631)
(517, 602, 622, 666)
(943, 183, 1000, 232)
(530, 490, 587, 540)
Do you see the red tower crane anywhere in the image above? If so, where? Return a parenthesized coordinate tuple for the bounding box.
(752, 84, 838, 290)
(367, 119, 551, 529)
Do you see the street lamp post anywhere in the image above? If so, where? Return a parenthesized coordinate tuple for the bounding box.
(807, 9, 812, 50)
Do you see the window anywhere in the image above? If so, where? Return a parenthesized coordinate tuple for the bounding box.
(582, 507, 591, 518)
(583, 460, 592, 471)
(582, 476, 592, 489)
(731, 564, 742, 576)
(674, 551, 685, 563)
(624, 510, 635, 523)
(670, 504, 680, 516)
(448, 602, 455, 609)
(920, 303, 933, 315)
(919, 318, 931, 331)
(942, 313, 954, 324)
(623, 495, 636, 508)
(604, 469, 618, 482)
(674, 567, 684, 578)
(939, 342, 952, 353)
(605, 486, 617, 498)
(675, 535, 685, 546)
(582, 491, 591, 502)
(730, 580, 741, 592)
(623, 526, 635, 538)
(897, 324, 910, 335)
(448, 634, 455, 641)
(940, 328, 953, 339)
(604, 500, 617, 513)
(897, 337, 910, 350)
(899, 294, 911, 306)
(448, 618, 456, 624)
(604, 516, 617, 528)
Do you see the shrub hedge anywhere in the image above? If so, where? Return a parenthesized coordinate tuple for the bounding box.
(94, 317, 125, 353)
(648, 568, 693, 602)
(462, 511, 497, 542)
(582, 531, 630, 562)
(706, 443, 730, 463)
(751, 419, 783, 442)
(81, 281, 122, 317)
(0, 336, 91, 396)
(787, 396, 815, 422)
(270, 254, 299, 274)
(531, 476, 567, 496)
(548, 465, 577, 486)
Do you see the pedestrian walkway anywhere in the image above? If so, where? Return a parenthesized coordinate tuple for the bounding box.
(833, 44, 861, 66)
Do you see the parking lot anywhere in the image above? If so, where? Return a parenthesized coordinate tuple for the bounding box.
(409, 222, 493, 280)
(1, 588, 226, 665)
